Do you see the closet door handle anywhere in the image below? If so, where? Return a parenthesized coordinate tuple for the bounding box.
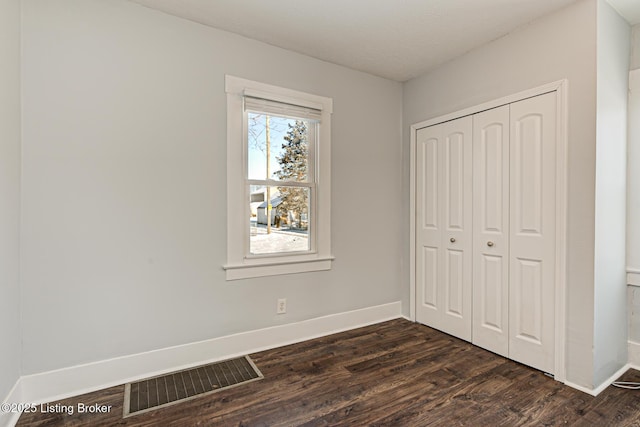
(487, 241, 494, 247)
(450, 238, 456, 243)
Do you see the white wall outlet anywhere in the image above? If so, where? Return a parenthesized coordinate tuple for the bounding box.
(277, 298, 286, 314)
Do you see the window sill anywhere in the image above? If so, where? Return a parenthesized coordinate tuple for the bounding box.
(629, 271, 640, 287)
(223, 256, 334, 280)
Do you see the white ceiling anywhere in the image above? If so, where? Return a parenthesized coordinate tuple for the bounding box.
(131, 0, 640, 82)
(609, 0, 640, 25)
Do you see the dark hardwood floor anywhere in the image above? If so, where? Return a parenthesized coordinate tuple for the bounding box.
(16, 319, 640, 426)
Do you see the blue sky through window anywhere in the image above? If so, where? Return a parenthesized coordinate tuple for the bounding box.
(248, 113, 299, 181)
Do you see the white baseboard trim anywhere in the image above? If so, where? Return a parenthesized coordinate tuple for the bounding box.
(565, 363, 631, 396)
(16, 302, 402, 409)
(0, 408, 22, 427)
(1, 378, 23, 427)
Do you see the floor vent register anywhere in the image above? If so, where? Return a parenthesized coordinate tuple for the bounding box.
(123, 355, 263, 417)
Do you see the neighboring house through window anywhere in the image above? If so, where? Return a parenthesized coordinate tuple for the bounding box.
(224, 76, 333, 280)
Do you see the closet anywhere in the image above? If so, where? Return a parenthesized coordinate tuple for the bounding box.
(415, 91, 557, 374)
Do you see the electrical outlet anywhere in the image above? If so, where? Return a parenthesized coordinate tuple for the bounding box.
(277, 298, 287, 314)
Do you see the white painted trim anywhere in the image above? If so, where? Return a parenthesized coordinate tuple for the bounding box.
(0, 410, 21, 427)
(12, 302, 401, 408)
(411, 80, 563, 131)
(224, 257, 334, 280)
(565, 363, 631, 396)
(225, 76, 333, 114)
(408, 79, 568, 381)
(553, 80, 569, 383)
(628, 271, 640, 286)
(629, 341, 640, 367)
(224, 75, 333, 281)
(409, 119, 417, 322)
(563, 339, 640, 396)
(1, 379, 23, 427)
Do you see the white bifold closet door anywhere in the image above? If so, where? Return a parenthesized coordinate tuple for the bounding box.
(472, 105, 510, 358)
(415, 116, 473, 341)
(415, 91, 557, 375)
(507, 93, 556, 374)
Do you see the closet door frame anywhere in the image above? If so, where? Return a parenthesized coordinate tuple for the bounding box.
(409, 79, 568, 383)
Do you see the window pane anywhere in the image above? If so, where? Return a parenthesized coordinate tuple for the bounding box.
(247, 112, 309, 182)
(249, 186, 310, 255)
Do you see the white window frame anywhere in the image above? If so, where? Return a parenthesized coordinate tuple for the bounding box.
(224, 75, 333, 280)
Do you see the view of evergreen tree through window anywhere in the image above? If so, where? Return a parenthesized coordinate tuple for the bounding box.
(247, 112, 313, 255)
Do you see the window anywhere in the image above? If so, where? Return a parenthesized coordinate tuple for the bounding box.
(245, 102, 317, 256)
(224, 76, 333, 280)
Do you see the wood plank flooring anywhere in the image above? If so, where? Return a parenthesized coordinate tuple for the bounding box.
(16, 319, 640, 426)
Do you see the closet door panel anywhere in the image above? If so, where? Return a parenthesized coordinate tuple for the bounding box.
(440, 119, 473, 340)
(420, 247, 438, 309)
(445, 130, 466, 230)
(416, 127, 443, 329)
(416, 117, 473, 341)
(509, 92, 556, 374)
(472, 105, 510, 357)
(421, 135, 439, 231)
(446, 248, 465, 317)
(512, 258, 543, 343)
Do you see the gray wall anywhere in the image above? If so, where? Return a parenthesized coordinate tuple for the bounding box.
(593, 0, 630, 386)
(630, 24, 640, 272)
(403, 0, 599, 388)
(630, 25, 640, 71)
(20, 0, 403, 374)
(628, 24, 640, 343)
(0, 0, 22, 403)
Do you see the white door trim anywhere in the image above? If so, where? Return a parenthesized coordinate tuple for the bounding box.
(409, 79, 568, 382)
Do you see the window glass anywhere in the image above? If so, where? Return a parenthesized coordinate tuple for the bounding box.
(249, 187, 310, 255)
(247, 113, 310, 182)
(247, 113, 313, 255)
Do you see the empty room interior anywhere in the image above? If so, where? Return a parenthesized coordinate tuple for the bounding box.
(3, 0, 640, 425)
